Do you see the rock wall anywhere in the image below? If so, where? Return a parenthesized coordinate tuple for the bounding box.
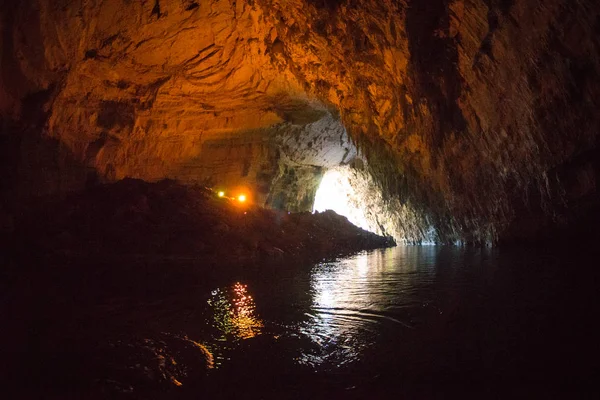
(260, 0, 600, 243)
(1, 0, 599, 243)
(315, 164, 436, 243)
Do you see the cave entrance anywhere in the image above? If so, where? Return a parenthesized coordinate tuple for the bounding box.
(313, 166, 379, 234)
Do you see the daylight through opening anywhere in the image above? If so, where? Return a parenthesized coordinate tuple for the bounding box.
(313, 167, 375, 233)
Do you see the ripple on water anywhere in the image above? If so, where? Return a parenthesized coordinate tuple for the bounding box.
(201, 247, 480, 372)
(288, 250, 420, 368)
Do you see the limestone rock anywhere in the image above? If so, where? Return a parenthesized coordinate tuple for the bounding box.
(2, 0, 600, 243)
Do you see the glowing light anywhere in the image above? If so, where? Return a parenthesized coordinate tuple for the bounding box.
(313, 168, 371, 232)
(218, 191, 225, 197)
(238, 194, 247, 202)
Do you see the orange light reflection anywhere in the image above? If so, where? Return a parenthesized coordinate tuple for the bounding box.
(207, 282, 263, 340)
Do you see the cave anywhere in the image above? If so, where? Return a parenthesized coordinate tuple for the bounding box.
(1, 0, 600, 397)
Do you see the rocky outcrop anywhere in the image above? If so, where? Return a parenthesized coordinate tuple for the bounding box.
(11, 178, 394, 260)
(316, 164, 437, 243)
(1, 0, 599, 243)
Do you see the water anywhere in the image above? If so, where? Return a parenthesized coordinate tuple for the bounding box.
(196, 246, 600, 397)
(4, 246, 599, 397)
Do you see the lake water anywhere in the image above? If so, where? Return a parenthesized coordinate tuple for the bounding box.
(3, 245, 599, 398)
(195, 245, 600, 397)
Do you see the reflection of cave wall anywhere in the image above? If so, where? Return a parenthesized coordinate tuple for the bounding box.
(1, 0, 600, 243)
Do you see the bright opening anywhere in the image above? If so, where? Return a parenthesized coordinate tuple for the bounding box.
(313, 168, 372, 232)
(218, 191, 225, 197)
(238, 194, 247, 203)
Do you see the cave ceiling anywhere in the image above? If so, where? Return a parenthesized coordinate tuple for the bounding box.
(1, 0, 599, 243)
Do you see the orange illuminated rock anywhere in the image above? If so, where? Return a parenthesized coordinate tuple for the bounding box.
(1, 0, 599, 243)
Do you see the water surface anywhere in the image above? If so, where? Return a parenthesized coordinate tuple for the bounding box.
(197, 246, 599, 397)
(4, 245, 598, 398)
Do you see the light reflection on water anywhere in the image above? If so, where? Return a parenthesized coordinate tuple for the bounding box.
(207, 282, 263, 341)
(190, 245, 596, 395)
(204, 248, 443, 370)
(296, 247, 437, 369)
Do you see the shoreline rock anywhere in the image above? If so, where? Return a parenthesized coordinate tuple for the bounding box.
(9, 178, 394, 264)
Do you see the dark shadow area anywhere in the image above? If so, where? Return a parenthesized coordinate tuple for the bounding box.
(500, 146, 600, 246)
(2, 241, 598, 399)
